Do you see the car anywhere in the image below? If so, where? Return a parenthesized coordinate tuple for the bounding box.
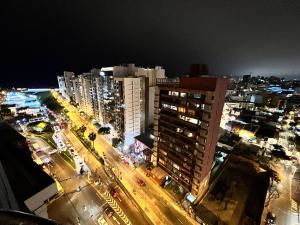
(104, 206, 114, 218)
(110, 187, 118, 198)
(136, 177, 145, 186)
(48, 149, 58, 154)
(97, 216, 108, 225)
(130, 163, 136, 170)
(271, 149, 291, 160)
(265, 212, 276, 225)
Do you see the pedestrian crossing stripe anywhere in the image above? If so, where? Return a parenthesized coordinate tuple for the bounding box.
(291, 199, 299, 212)
(99, 191, 132, 225)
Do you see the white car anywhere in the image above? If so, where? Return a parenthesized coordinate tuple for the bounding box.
(97, 216, 108, 225)
(48, 149, 58, 154)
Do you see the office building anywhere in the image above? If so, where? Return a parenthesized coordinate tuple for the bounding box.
(153, 76, 228, 201)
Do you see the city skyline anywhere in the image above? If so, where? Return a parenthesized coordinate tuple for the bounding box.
(1, 1, 300, 224)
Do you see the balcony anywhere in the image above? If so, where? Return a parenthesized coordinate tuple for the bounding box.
(159, 142, 192, 164)
(160, 132, 195, 154)
(194, 150, 204, 160)
(159, 124, 195, 146)
(202, 111, 210, 121)
(194, 165, 202, 173)
(160, 112, 199, 130)
(199, 129, 208, 138)
(204, 104, 212, 112)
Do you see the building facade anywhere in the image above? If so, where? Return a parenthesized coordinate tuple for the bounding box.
(57, 64, 165, 146)
(153, 76, 228, 201)
(113, 76, 148, 146)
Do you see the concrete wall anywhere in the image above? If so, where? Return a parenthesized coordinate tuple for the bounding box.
(148, 87, 155, 126)
(24, 182, 58, 219)
(124, 78, 143, 146)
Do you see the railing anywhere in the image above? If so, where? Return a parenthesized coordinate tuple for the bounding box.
(156, 78, 180, 86)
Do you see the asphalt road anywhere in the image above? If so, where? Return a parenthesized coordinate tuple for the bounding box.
(28, 135, 124, 225)
(62, 107, 197, 225)
(62, 129, 150, 225)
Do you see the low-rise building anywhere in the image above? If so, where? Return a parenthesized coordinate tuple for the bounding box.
(0, 122, 58, 219)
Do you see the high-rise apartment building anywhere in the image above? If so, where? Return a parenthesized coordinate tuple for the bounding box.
(112, 64, 165, 146)
(57, 64, 165, 146)
(113, 76, 148, 146)
(76, 69, 101, 119)
(97, 67, 114, 125)
(153, 76, 227, 201)
(57, 71, 75, 102)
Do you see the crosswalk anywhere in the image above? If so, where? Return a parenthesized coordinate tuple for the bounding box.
(291, 199, 299, 213)
(101, 191, 132, 225)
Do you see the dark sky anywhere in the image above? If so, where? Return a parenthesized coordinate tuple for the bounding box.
(2, 0, 300, 87)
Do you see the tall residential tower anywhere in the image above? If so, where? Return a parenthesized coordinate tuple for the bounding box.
(153, 76, 228, 201)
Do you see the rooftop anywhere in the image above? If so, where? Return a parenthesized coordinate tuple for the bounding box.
(157, 76, 228, 92)
(0, 121, 55, 211)
(0, 209, 60, 225)
(134, 128, 154, 149)
(196, 155, 269, 225)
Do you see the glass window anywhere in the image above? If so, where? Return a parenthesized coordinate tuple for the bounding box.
(176, 128, 183, 133)
(187, 109, 195, 116)
(173, 163, 180, 170)
(187, 132, 193, 137)
(171, 91, 179, 96)
(170, 105, 178, 111)
(180, 92, 187, 97)
(178, 107, 186, 113)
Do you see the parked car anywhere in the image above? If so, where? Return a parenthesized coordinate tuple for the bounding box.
(104, 206, 114, 218)
(97, 216, 108, 225)
(130, 163, 136, 170)
(265, 212, 276, 225)
(110, 187, 118, 198)
(136, 177, 145, 186)
(271, 149, 291, 160)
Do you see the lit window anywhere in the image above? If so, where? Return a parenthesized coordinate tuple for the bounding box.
(176, 128, 183, 133)
(187, 109, 195, 116)
(178, 107, 186, 113)
(170, 105, 178, 111)
(188, 132, 193, 137)
(173, 163, 180, 170)
(180, 92, 186, 97)
(171, 91, 179, 96)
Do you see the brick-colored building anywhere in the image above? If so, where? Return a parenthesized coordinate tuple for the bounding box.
(153, 76, 228, 201)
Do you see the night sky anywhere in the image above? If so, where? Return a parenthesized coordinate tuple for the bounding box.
(2, 0, 300, 87)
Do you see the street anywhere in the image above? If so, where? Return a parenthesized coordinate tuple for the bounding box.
(27, 135, 126, 225)
(56, 93, 198, 225)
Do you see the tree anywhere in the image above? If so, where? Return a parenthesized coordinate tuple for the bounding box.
(99, 157, 105, 165)
(79, 125, 86, 134)
(265, 169, 281, 207)
(43, 96, 64, 112)
(0, 106, 12, 116)
(112, 138, 122, 148)
(98, 127, 111, 135)
(88, 132, 96, 149)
